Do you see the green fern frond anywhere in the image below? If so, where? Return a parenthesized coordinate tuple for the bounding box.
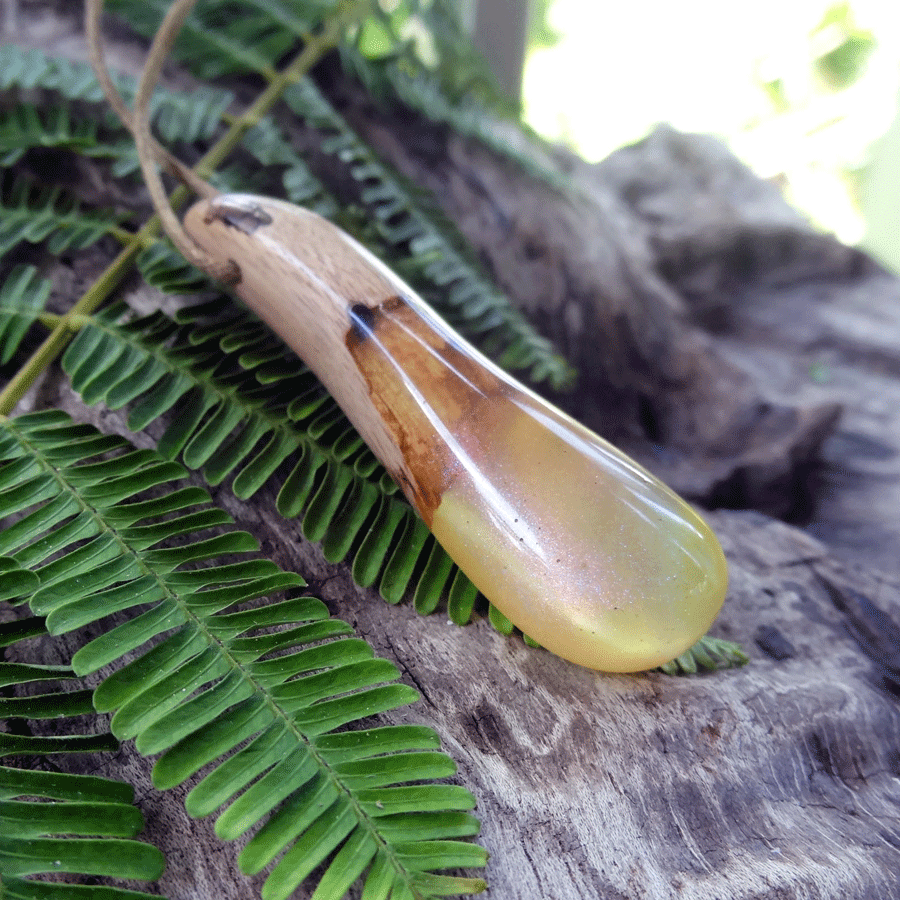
(60, 301, 474, 615)
(0, 609, 165, 896)
(106, 0, 324, 79)
(239, 116, 401, 264)
(0, 45, 109, 100)
(100, 85, 235, 178)
(136, 242, 212, 294)
(0, 43, 234, 174)
(0, 104, 103, 166)
(383, 63, 575, 196)
(0, 611, 117, 757)
(0, 175, 123, 258)
(0, 266, 52, 365)
(0, 409, 486, 899)
(151, 85, 235, 145)
(658, 635, 749, 675)
(0, 768, 165, 898)
(240, 118, 341, 219)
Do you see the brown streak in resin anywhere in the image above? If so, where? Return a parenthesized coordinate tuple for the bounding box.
(346, 294, 504, 525)
(346, 296, 445, 524)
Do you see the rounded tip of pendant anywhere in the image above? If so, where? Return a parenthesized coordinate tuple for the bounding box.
(552, 532, 730, 674)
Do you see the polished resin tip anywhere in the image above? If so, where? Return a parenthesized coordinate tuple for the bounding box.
(344, 298, 729, 673)
(185, 194, 729, 673)
(429, 399, 729, 672)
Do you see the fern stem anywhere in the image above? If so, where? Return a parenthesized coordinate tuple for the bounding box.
(110, 224, 143, 245)
(0, 232, 145, 416)
(191, 0, 374, 182)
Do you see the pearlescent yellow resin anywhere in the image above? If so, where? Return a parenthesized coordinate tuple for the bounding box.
(429, 396, 728, 672)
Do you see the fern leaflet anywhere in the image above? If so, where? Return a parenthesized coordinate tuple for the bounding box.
(0, 175, 123, 258)
(0, 267, 52, 366)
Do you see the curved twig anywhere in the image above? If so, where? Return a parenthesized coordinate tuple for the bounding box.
(85, 0, 218, 201)
(85, 0, 365, 285)
(129, 0, 239, 281)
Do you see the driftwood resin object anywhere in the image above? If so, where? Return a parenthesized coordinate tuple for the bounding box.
(184, 195, 728, 672)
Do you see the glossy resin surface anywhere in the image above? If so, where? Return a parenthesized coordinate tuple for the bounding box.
(185, 194, 728, 671)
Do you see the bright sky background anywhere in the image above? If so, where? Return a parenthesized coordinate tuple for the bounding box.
(522, 0, 900, 247)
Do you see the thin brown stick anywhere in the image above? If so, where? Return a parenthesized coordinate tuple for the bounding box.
(84, 0, 218, 200)
(85, 0, 363, 284)
(129, 0, 238, 281)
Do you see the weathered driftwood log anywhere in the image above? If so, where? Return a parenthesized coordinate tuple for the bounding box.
(9, 7, 900, 899)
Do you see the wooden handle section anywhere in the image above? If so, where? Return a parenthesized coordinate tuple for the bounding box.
(184, 194, 728, 672)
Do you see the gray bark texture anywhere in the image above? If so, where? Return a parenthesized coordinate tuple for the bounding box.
(6, 5, 900, 899)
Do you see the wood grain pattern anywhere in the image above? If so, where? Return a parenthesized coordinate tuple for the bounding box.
(184, 195, 405, 479)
